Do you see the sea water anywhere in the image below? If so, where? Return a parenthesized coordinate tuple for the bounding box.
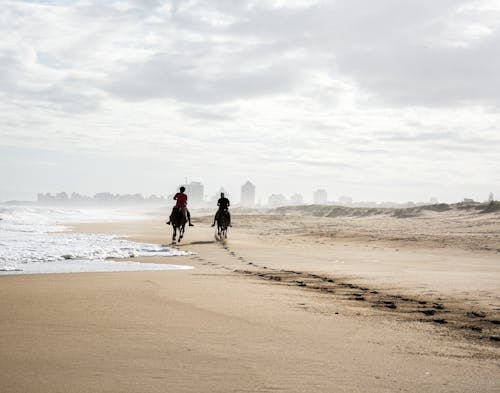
(0, 205, 192, 275)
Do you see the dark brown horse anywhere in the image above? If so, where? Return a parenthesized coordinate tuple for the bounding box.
(215, 209, 230, 241)
(169, 207, 187, 243)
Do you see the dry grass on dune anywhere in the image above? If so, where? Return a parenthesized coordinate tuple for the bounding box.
(232, 202, 500, 253)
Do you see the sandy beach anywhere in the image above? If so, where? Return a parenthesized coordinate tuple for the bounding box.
(1, 206, 499, 392)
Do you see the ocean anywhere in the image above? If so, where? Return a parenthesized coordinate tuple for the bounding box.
(0, 205, 192, 275)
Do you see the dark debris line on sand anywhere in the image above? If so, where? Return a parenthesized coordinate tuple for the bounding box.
(211, 245, 500, 347)
(235, 268, 500, 345)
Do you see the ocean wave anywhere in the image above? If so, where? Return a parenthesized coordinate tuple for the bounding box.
(0, 205, 191, 275)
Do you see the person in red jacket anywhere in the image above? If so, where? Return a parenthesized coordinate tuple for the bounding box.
(166, 186, 194, 226)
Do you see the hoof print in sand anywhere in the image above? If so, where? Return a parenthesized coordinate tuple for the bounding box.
(432, 319, 448, 324)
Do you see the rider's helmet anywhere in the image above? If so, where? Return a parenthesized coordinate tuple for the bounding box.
(180, 186, 186, 192)
(221, 192, 225, 197)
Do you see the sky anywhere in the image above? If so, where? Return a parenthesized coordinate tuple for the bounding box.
(1, 0, 499, 204)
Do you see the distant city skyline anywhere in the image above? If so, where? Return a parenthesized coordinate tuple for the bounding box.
(2, 158, 498, 205)
(1, 175, 497, 206)
(21, 183, 496, 209)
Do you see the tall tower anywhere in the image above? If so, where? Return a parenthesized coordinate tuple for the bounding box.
(240, 181, 256, 207)
(212, 187, 229, 202)
(313, 189, 327, 204)
(179, 181, 204, 207)
(290, 193, 303, 205)
(187, 182, 204, 207)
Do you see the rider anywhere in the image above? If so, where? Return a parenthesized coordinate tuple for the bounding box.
(166, 186, 194, 226)
(211, 192, 231, 227)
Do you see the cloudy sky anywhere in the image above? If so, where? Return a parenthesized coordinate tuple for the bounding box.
(1, 0, 499, 204)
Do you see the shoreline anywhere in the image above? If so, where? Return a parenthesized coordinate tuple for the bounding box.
(1, 212, 499, 392)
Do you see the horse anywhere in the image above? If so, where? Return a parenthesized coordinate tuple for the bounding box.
(215, 209, 230, 241)
(169, 207, 187, 243)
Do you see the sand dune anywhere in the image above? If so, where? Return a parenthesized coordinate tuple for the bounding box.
(259, 202, 500, 253)
(272, 200, 500, 218)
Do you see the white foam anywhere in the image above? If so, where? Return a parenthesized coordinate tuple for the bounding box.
(0, 260, 193, 275)
(0, 205, 192, 275)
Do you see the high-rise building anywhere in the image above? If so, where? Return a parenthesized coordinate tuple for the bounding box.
(240, 181, 256, 207)
(179, 181, 204, 207)
(313, 189, 327, 204)
(188, 181, 204, 207)
(212, 187, 229, 202)
(339, 196, 353, 205)
(290, 193, 303, 205)
(268, 194, 287, 207)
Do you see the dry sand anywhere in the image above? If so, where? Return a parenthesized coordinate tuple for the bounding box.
(1, 206, 499, 392)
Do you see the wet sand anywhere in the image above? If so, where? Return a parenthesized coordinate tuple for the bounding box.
(0, 209, 499, 392)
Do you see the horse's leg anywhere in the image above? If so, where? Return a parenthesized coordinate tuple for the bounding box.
(172, 226, 176, 242)
(176, 224, 181, 242)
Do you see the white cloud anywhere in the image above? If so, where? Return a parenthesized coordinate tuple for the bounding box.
(1, 0, 499, 202)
